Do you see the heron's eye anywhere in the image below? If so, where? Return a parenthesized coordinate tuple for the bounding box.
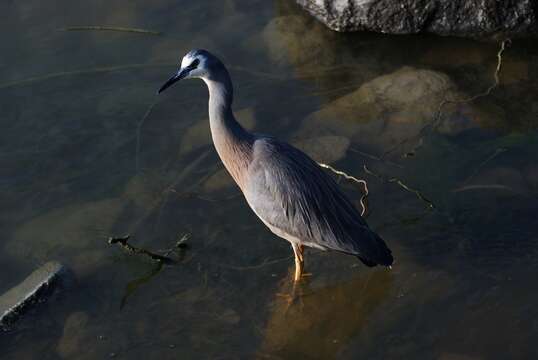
(190, 59, 200, 69)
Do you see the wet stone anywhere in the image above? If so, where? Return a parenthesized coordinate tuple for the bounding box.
(297, 66, 506, 151)
(501, 59, 529, 85)
(123, 171, 169, 211)
(292, 135, 350, 164)
(179, 107, 256, 154)
(55, 312, 130, 360)
(218, 308, 241, 325)
(203, 168, 235, 193)
(438, 353, 482, 360)
(57, 311, 90, 359)
(421, 43, 490, 67)
(262, 16, 331, 68)
(454, 167, 529, 195)
(0, 261, 69, 328)
(526, 164, 538, 191)
(71, 249, 109, 279)
(6, 198, 126, 276)
(297, 67, 455, 143)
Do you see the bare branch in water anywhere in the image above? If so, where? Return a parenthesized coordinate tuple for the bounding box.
(135, 101, 158, 174)
(0, 63, 287, 90)
(363, 165, 435, 209)
(0, 63, 174, 90)
(168, 189, 242, 203)
(59, 26, 161, 35)
(216, 255, 294, 271)
(452, 184, 516, 193)
(318, 163, 369, 216)
(349, 147, 403, 168)
(108, 234, 188, 264)
(384, 39, 510, 159)
(463, 147, 508, 184)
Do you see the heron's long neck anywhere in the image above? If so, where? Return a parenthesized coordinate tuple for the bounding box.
(204, 73, 253, 189)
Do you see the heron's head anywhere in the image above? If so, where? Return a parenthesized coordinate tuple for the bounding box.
(158, 49, 223, 94)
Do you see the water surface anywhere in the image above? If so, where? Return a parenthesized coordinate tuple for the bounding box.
(1, 0, 538, 359)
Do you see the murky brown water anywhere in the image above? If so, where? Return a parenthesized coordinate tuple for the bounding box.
(1, 0, 538, 359)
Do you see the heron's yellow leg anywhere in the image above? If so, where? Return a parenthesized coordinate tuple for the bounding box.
(292, 243, 304, 282)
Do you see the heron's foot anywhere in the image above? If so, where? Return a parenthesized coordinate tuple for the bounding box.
(276, 283, 304, 312)
(276, 291, 297, 310)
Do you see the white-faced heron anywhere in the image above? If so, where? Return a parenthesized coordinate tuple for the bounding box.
(158, 49, 393, 282)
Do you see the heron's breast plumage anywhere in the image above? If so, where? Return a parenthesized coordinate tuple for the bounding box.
(212, 132, 253, 191)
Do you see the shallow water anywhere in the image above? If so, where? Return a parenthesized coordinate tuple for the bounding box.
(1, 0, 538, 359)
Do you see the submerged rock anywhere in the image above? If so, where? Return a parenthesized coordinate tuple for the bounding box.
(262, 15, 336, 68)
(57, 311, 90, 359)
(421, 42, 491, 67)
(295, 0, 537, 38)
(179, 107, 256, 155)
(0, 261, 69, 328)
(292, 135, 350, 164)
(297, 66, 505, 152)
(438, 353, 483, 360)
(303, 67, 454, 137)
(453, 167, 529, 195)
(6, 198, 125, 276)
(297, 67, 451, 144)
(55, 310, 129, 360)
(500, 59, 529, 85)
(202, 168, 235, 193)
(526, 164, 538, 191)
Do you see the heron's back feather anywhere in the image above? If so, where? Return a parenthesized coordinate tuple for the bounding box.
(244, 136, 393, 267)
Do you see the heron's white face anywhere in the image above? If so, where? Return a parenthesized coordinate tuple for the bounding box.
(179, 53, 208, 79)
(157, 49, 216, 94)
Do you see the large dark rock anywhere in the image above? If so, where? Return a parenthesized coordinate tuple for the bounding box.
(295, 0, 537, 38)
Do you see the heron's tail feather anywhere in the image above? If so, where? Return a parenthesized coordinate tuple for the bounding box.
(373, 232, 394, 266)
(357, 232, 393, 267)
(357, 256, 377, 267)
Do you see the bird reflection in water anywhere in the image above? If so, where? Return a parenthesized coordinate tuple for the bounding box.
(260, 269, 393, 358)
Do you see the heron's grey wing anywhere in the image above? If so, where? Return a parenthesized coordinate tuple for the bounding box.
(245, 137, 393, 266)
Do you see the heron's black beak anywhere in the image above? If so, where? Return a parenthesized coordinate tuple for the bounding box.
(157, 68, 189, 94)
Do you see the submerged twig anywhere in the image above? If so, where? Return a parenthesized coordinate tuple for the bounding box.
(0, 63, 174, 90)
(126, 149, 212, 235)
(117, 235, 189, 309)
(135, 101, 158, 173)
(448, 39, 509, 103)
(318, 163, 369, 216)
(217, 255, 294, 271)
(168, 189, 242, 203)
(108, 234, 186, 263)
(463, 147, 507, 184)
(385, 39, 510, 159)
(349, 147, 403, 168)
(0, 62, 290, 91)
(120, 262, 164, 309)
(162, 234, 190, 257)
(452, 184, 516, 193)
(363, 165, 435, 209)
(60, 26, 161, 35)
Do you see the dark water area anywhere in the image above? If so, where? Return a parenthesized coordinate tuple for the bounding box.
(1, 0, 537, 359)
